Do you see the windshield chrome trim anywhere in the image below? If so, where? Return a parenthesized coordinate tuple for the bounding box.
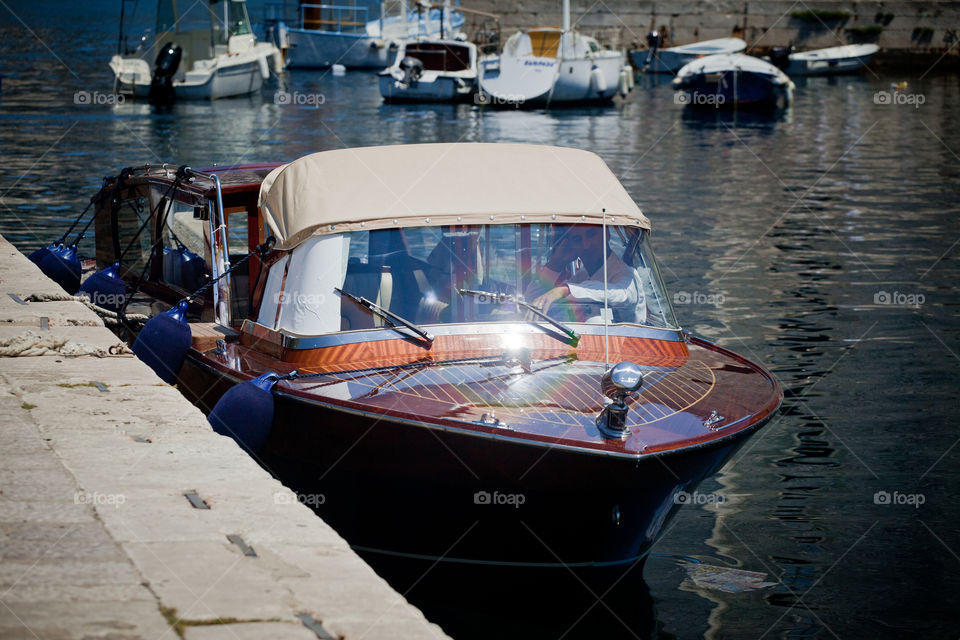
(241, 319, 684, 350)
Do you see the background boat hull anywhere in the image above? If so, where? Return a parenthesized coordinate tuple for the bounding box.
(378, 75, 474, 102)
(286, 29, 392, 69)
(677, 70, 792, 109)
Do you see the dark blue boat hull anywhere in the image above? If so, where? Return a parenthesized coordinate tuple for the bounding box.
(676, 69, 791, 109)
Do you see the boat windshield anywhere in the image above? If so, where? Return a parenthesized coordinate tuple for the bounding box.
(256, 224, 679, 336)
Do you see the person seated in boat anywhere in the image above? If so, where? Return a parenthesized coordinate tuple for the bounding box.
(528, 225, 647, 325)
(417, 229, 486, 324)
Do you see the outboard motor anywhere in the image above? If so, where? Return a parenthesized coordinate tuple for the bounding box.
(769, 46, 793, 71)
(646, 30, 663, 51)
(399, 56, 424, 87)
(148, 42, 182, 105)
(644, 30, 663, 68)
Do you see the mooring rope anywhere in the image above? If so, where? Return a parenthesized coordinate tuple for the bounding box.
(24, 292, 150, 327)
(0, 330, 132, 358)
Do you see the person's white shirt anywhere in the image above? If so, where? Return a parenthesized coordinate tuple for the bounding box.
(565, 253, 647, 324)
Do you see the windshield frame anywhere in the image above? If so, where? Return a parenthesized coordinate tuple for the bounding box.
(251, 223, 681, 340)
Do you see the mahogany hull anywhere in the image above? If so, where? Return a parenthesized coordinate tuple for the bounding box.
(179, 349, 774, 590)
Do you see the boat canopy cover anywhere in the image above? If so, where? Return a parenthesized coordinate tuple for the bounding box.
(665, 37, 745, 55)
(677, 53, 787, 79)
(259, 143, 650, 250)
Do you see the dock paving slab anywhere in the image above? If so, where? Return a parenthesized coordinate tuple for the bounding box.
(0, 233, 448, 639)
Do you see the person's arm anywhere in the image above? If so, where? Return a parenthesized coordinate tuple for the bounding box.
(566, 258, 641, 306)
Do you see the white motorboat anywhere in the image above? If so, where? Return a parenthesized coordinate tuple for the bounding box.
(673, 53, 794, 110)
(477, 0, 631, 106)
(777, 44, 879, 76)
(283, 1, 465, 69)
(630, 36, 747, 74)
(110, 0, 282, 102)
(379, 39, 478, 102)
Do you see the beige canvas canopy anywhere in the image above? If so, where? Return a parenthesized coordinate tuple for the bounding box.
(259, 143, 650, 250)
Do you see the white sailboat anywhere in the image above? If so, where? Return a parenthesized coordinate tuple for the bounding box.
(477, 0, 631, 106)
(110, 0, 282, 102)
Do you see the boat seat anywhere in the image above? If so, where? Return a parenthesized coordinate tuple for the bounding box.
(340, 261, 393, 331)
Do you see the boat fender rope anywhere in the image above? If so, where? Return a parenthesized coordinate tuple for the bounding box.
(0, 330, 132, 358)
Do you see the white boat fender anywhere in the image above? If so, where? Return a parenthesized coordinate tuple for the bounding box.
(258, 55, 270, 80)
(332, 64, 346, 76)
(624, 64, 635, 90)
(591, 66, 607, 93)
(208, 372, 280, 455)
(618, 69, 629, 97)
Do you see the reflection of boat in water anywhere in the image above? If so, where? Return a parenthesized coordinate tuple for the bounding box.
(110, 0, 281, 102)
(81, 143, 781, 594)
(379, 39, 478, 102)
(769, 44, 879, 76)
(674, 53, 795, 110)
(630, 35, 747, 73)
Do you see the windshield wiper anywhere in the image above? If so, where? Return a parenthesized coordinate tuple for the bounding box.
(335, 288, 434, 346)
(458, 288, 580, 347)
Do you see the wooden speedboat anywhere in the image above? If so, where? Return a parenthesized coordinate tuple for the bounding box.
(86, 144, 781, 590)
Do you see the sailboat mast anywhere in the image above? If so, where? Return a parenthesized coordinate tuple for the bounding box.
(562, 0, 570, 32)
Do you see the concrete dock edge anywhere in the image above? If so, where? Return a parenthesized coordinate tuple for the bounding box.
(0, 233, 449, 639)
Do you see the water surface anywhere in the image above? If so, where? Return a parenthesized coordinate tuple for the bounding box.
(2, 2, 959, 637)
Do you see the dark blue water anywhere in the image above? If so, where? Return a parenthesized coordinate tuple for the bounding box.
(2, 1, 959, 638)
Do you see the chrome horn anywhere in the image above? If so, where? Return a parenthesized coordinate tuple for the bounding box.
(596, 362, 644, 439)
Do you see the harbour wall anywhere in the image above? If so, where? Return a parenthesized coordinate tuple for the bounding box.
(0, 233, 449, 640)
(468, 1, 960, 69)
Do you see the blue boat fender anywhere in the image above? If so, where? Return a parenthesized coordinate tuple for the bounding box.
(77, 262, 126, 312)
(131, 300, 191, 384)
(28, 242, 62, 266)
(36, 244, 82, 295)
(207, 373, 280, 455)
